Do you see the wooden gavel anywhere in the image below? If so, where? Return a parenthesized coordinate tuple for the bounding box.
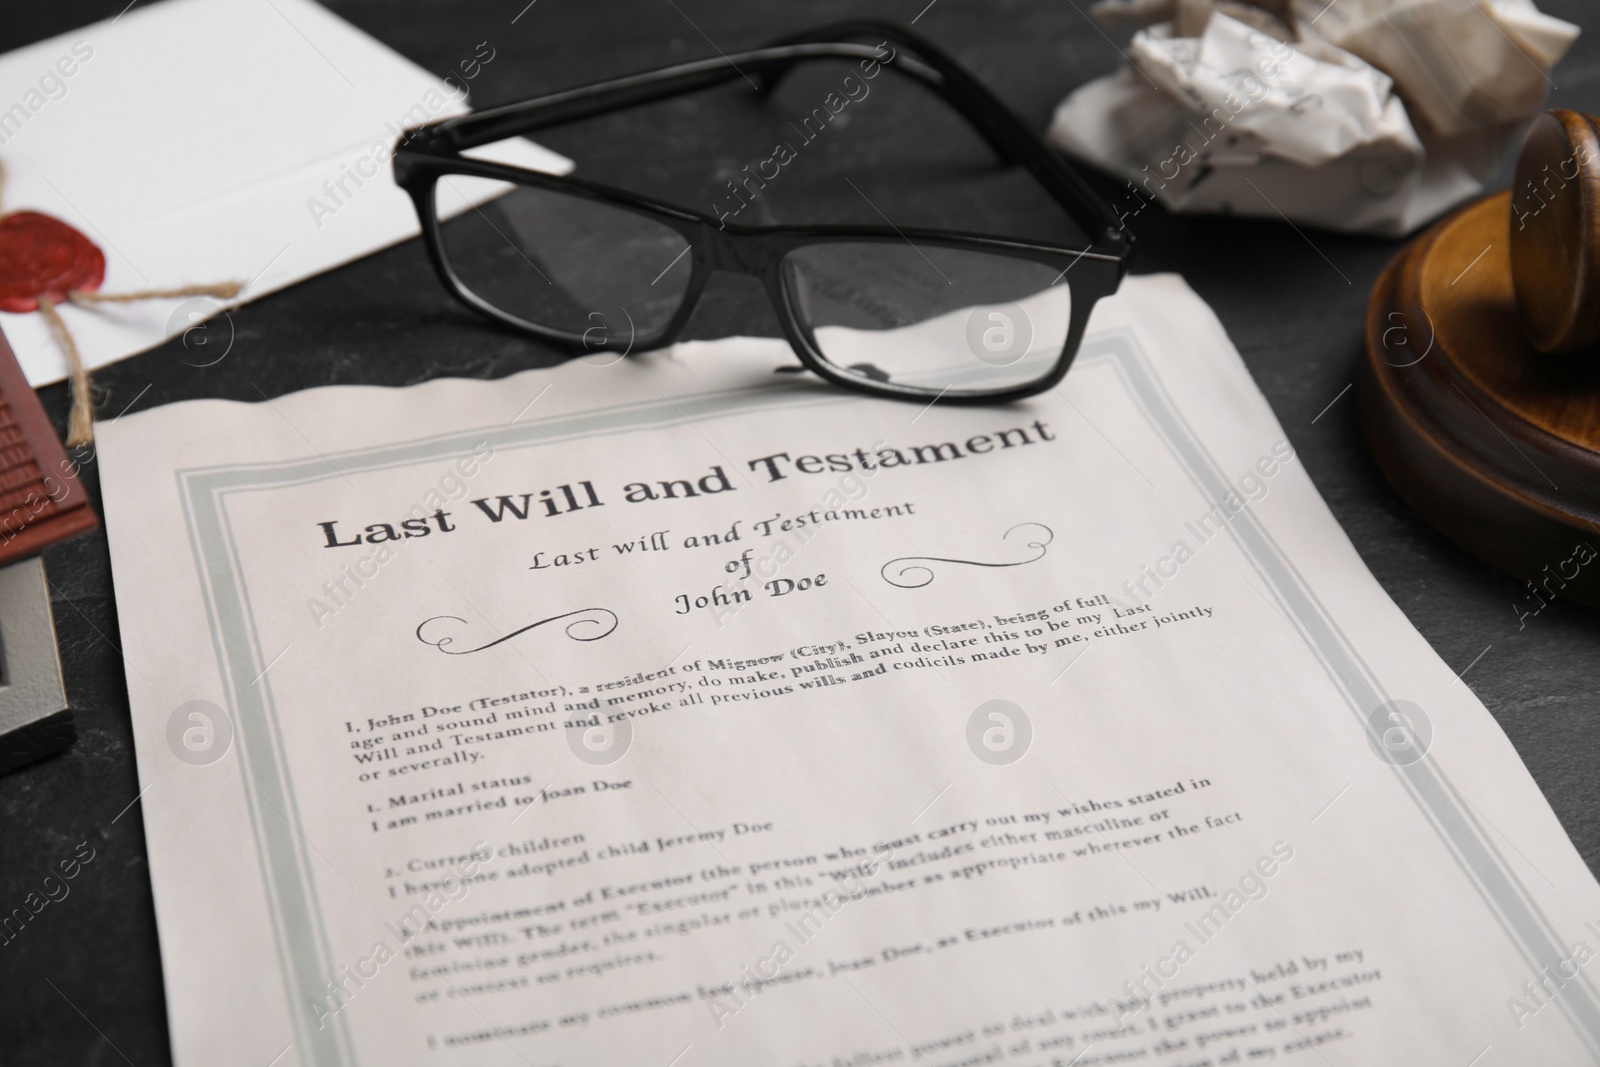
(1511, 109, 1600, 354)
(1358, 107, 1600, 610)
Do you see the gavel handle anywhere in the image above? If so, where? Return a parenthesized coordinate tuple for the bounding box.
(1510, 108, 1600, 355)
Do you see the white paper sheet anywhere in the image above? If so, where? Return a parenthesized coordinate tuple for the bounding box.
(1307, 0, 1580, 138)
(0, 0, 570, 386)
(98, 275, 1600, 1065)
(1052, 4, 1577, 236)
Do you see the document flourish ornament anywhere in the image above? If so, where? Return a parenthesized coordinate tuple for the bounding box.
(879, 522, 1053, 589)
(415, 607, 619, 655)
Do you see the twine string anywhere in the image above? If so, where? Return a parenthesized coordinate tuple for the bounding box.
(36, 296, 94, 448)
(49, 281, 242, 445)
(69, 282, 243, 305)
(2, 160, 243, 445)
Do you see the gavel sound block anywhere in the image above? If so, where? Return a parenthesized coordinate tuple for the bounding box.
(1359, 110, 1600, 608)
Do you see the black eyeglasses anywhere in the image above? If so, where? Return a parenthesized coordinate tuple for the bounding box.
(394, 20, 1131, 404)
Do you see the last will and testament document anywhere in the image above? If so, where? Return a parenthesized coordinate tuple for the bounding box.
(99, 275, 1600, 1066)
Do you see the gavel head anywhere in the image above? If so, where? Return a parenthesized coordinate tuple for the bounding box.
(1511, 109, 1600, 355)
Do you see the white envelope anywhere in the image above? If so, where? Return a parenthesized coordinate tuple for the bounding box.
(0, 0, 571, 386)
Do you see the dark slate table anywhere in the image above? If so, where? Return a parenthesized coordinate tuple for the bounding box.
(3, 1, 1597, 1062)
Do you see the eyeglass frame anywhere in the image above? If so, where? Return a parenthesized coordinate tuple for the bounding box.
(392, 19, 1133, 405)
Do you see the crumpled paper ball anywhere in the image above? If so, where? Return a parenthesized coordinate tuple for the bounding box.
(1050, 0, 1579, 235)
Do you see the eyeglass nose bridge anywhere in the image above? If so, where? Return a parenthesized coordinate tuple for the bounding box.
(699, 224, 782, 277)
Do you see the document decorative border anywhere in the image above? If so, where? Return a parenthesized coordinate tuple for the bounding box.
(174, 334, 1600, 1065)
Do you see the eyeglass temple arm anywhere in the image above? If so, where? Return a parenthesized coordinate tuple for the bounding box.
(757, 21, 1124, 251)
(424, 28, 1124, 253)
(431, 44, 941, 150)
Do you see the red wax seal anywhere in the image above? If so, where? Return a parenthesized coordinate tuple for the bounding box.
(0, 210, 106, 313)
